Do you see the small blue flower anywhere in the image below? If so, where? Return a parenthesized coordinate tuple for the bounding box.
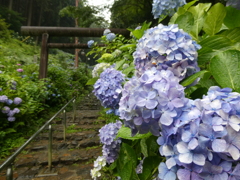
(87, 40, 94, 48)
(13, 97, 22, 105)
(106, 33, 116, 42)
(6, 99, 13, 105)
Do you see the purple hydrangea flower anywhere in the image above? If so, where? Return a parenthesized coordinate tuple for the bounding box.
(157, 86, 240, 180)
(152, 0, 186, 19)
(2, 106, 10, 114)
(93, 68, 125, 109)
(133, 24, 201, 80)
(8, 117, 16, 122)
(13, 97, 22, 105)
(0, 95, 8, 103)
(7, 110, 15, 117)
(106, 33, 116, 42)
(13, 108, 20, 114)
(99, 121, 122, 164)
(119, 68, 188, 136)
(87, 40, 94, 48)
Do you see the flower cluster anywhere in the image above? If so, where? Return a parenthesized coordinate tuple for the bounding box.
(99, 121, 122, 164)
(106, 33, 116, 42)
(0, 95, 22, 121)
(133, 24, 201, 80)
(92, 63, 111, 78)
(90, 156, 107, 180)
(93, 68, 125, 109)
(119, 67, 188, 136)
(157, 86, 240, 180)
(87, 40, 94, 48)
(152, 0, 186, 19)
(17, 68, 23, 72)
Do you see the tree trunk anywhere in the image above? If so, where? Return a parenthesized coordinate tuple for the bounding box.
(8, 0, 13, 20)
(27, 0, 33, 26)
(74, 0, 79, 68)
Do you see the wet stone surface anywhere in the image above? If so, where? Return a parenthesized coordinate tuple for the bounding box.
(0, 94, 103, 180)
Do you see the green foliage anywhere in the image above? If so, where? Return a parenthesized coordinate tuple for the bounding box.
(210, 50, 240, 92)
(59, 1, 107, 27)
(0, 16, 11, 40)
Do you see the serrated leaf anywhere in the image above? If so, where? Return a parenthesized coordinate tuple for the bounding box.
(224, 6, 240, 29)
(86, 77, 98, 85)
(175, 11, 194, 33)
(180, 70, 208, 87)
(115, 59, 125, 70)
(188, 3, 211, 40)
(203, 3, 226, 36)
(210, 50, 240, 92)
(117, 126, 152, 140)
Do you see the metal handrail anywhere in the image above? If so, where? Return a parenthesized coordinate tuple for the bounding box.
(0, 97, 76, 178)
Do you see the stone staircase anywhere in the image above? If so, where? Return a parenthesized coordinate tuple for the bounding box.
(0, 94, 104, 180)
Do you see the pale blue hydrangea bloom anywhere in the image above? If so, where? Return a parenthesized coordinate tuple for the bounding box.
(133, 24, 201, 81)
(152, 0, 186, 19)
(103, 28, 111, 36)
(87, 40, 94, 48)
(106, 33, 116, 42)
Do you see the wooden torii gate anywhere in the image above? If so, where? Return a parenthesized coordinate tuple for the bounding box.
(20, 26, 130, 79)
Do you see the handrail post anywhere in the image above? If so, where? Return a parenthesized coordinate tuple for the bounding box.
(6, 162, 13, 180)
(73, 99, 76, 122)
(63, 109, 66, 142)
(48, 124, 52, 172)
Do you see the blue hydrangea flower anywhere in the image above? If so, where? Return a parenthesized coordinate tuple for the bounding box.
(6, 99, 13, 105)
(0, 95, 8, 103)
(14, 97, 22, 105)
(133, 24, 201, 80)
(106, 33, 116, 42)
(152, 0, 186, 19)
(93, 68, 125, 109)
(157, 86, 240, 180)
(87, 40, 94, 48)
(99, 121, 122, 164)
(119, 67, 188, 136)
